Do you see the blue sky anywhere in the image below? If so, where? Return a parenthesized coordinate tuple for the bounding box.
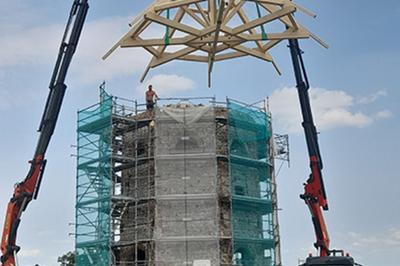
(0, 1, 399, 265)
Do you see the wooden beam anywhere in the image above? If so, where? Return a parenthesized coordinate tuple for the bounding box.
(222, 0, 235, 22)
(195, 3, 210, 25)
(215, 51, 247, 61)
(120, 29, 308, 50)
(237, 8, 264, 51)
(145, 11, 202, 36)
(231, 44, 273, 62)
(158, 7, 186, 54)
(181, 5, 208, 27)
(140, 64, 151, 83)
(243, 29, 309, 41)
(103, 16, 150, 60)
(102, 9, 162, 60)
(179, 51, 248, 62)
(209, 0, 226, 75)
(249, 0, 286, 5)
(140, 8, 186, 81)
(179, 54, 209, 62)
(136, 37, 160, 57)
(209, 0, 216, 25)
(144, 24, 219, 69)
(288, 1, 317, 18)
(224, 1, 245, 24)
(239, 0, 316, 18)
(260, 3, 328, 48)
(195, 41, 243, 54)
(154, 0, 204, 12)
(309, 31, 329, 49)
(287, 13, 298, 30)
(120, 35, 242, 47)
(150, 47, 198, 67)
(232, 5, 296, 35)
(261, 39, 281, 52)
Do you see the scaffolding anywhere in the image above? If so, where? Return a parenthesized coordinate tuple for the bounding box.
(75, 91, 281, 266)
(76, 87, 154, 266)
(75, 90, 113, 265)
(110, 95, 155, 265)
(227, 99, 277, 266)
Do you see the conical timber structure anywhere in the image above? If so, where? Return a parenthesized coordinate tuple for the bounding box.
(104, 0, 327, 84)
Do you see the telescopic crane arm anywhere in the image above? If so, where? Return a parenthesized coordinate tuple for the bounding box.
(0, 1, 89, 265)
(288, 39, 330, 257)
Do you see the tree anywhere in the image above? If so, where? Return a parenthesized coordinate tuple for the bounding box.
(57, 251, 75, 266)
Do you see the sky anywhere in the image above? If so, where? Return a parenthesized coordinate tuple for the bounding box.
(0, 1, 399, 265)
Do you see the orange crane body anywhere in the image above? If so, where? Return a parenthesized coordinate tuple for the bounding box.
(289, 39, 355, 265)
(0, 1, 89, 264)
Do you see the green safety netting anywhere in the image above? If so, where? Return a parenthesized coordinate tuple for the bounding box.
(73, 93, 278, 265)
(228, 100, 276, 266)
(75, 90, 113, 266)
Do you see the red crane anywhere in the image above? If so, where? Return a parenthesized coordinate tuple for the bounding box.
(0, 1, 89, 265)
(288, 39, 356, 265)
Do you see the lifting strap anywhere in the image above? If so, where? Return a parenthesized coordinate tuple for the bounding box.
(255, 2, 268, 40)
(164, 9, 170, 45)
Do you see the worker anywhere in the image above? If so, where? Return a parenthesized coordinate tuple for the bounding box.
(145, 84, 158, 111)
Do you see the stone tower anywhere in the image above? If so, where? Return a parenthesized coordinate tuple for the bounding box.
(75, 92, 281, 266)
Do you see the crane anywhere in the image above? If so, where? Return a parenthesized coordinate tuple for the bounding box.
(288, 39, 356, 265)
(0, 1, 89, 265)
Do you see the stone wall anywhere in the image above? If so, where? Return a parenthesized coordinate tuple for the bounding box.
(114, 103, 277, 266)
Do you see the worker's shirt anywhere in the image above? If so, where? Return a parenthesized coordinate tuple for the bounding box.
(146, 90, 156, 102)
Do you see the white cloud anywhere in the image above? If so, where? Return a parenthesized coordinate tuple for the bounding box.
(374, 109, 393, 119)
(333, 228, 400, 265)
(138, 74, 195, 96)
(346, 228, 400, 250)
(72, 16, 154, 85)
(0, 24, 61, 67)
(0, 15, 162, 111)
(0, 16, 155, 85)
(269, 87, 391, 133)
(357, 90, 387, 104)
(18, 248, 41, 258)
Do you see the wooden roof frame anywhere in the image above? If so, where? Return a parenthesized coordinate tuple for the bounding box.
(103, 0, 328, 86)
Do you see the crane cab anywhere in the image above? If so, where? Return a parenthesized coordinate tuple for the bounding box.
(301, 255, 355, 266)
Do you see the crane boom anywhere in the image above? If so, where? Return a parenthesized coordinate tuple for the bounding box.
(288, 39, 330, 256)
(0, 1, 89, 265)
